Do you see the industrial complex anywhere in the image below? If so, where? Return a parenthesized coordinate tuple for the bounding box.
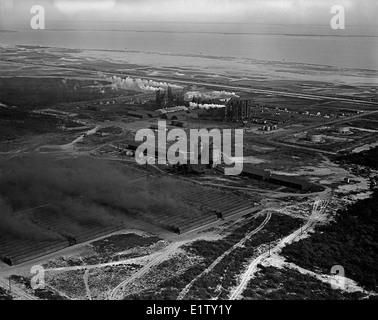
(0, 42, 377, 301)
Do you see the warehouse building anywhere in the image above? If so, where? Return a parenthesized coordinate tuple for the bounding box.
(239, 165, 311, 190)
(128, 110, 160, 119)
(241, 165, 271, 181)
(269, 174, 311, 190)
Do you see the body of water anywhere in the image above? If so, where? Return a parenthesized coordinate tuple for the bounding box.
(1, 22, 377, 69)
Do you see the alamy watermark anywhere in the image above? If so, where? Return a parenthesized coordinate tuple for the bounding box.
(330, 265, 346, 290)
(30, 265, 45, 290)
(134, 121, 244, 176)
(26, 4, 346, 30)
(330, 5, 345, 30)
(30, 5, 45, 30)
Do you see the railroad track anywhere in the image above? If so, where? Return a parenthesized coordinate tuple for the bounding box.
(0, 276, 38, 300)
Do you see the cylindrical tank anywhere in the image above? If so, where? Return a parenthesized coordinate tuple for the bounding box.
(308, 134, 322, 143)
(338, 126, 350, 134)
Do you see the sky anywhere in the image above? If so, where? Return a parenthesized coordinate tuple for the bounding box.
(1, 0, 377, 27)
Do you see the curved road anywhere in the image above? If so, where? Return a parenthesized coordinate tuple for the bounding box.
(177, 211, 272, 300)
(229, 195, 329, 300)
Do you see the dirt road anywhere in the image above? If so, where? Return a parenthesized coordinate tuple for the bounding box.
(177, 211, 272, 300)
(229, 196, 328, 300)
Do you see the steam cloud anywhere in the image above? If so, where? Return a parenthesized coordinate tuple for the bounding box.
(189, 102, 226, 110)
(0, 156, 200, 240)
(186, 90, 239, 100)
(106, 75, 183, 92)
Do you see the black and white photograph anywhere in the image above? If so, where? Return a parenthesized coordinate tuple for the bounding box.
(0, 0, 377, 306)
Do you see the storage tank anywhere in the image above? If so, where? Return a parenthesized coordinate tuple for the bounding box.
(308, 134, 322, 143)
(338, 126, 350, 134)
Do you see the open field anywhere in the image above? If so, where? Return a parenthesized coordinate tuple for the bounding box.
(0, 286, 12, 300)
(243, 266, 364, 300)
(121, 212, 303, 300)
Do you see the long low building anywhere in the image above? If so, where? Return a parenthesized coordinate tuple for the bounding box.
(240, 165, 312, 190)
(241, 165, 270, 181)
(269, 173, 311, 190)
(128, 110, 160, 119)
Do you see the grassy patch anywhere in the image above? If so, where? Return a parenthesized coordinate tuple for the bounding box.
(91, 233, 162, 256)
(335, 146, 378, 170)
(0, 286, 12, 300)
(243, 266, 365, 300)
(126, 213, 302, 300)
(9, 275, 67, 300)
(282, 190, 378, 292)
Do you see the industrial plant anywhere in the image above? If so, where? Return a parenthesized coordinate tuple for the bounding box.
(1, 2, 377, 302)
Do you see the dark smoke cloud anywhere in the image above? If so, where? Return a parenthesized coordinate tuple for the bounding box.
(0, 198, 62, 240)
(0, 155, 200, 240)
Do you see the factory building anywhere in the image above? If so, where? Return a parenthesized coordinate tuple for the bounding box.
(237, 165, 312, 190)
(269, 174, 311, 190)
(225, 98, 254, 121)
(241, 165, 271, 181)
(156, 87, 185, 109)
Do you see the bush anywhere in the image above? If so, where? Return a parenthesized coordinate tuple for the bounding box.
(282, 191, 378, 291)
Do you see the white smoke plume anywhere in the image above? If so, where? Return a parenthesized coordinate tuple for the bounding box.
(106, 75, 183, 92)
(185, 90, 239, 100)
(189, 102, 226, 110)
